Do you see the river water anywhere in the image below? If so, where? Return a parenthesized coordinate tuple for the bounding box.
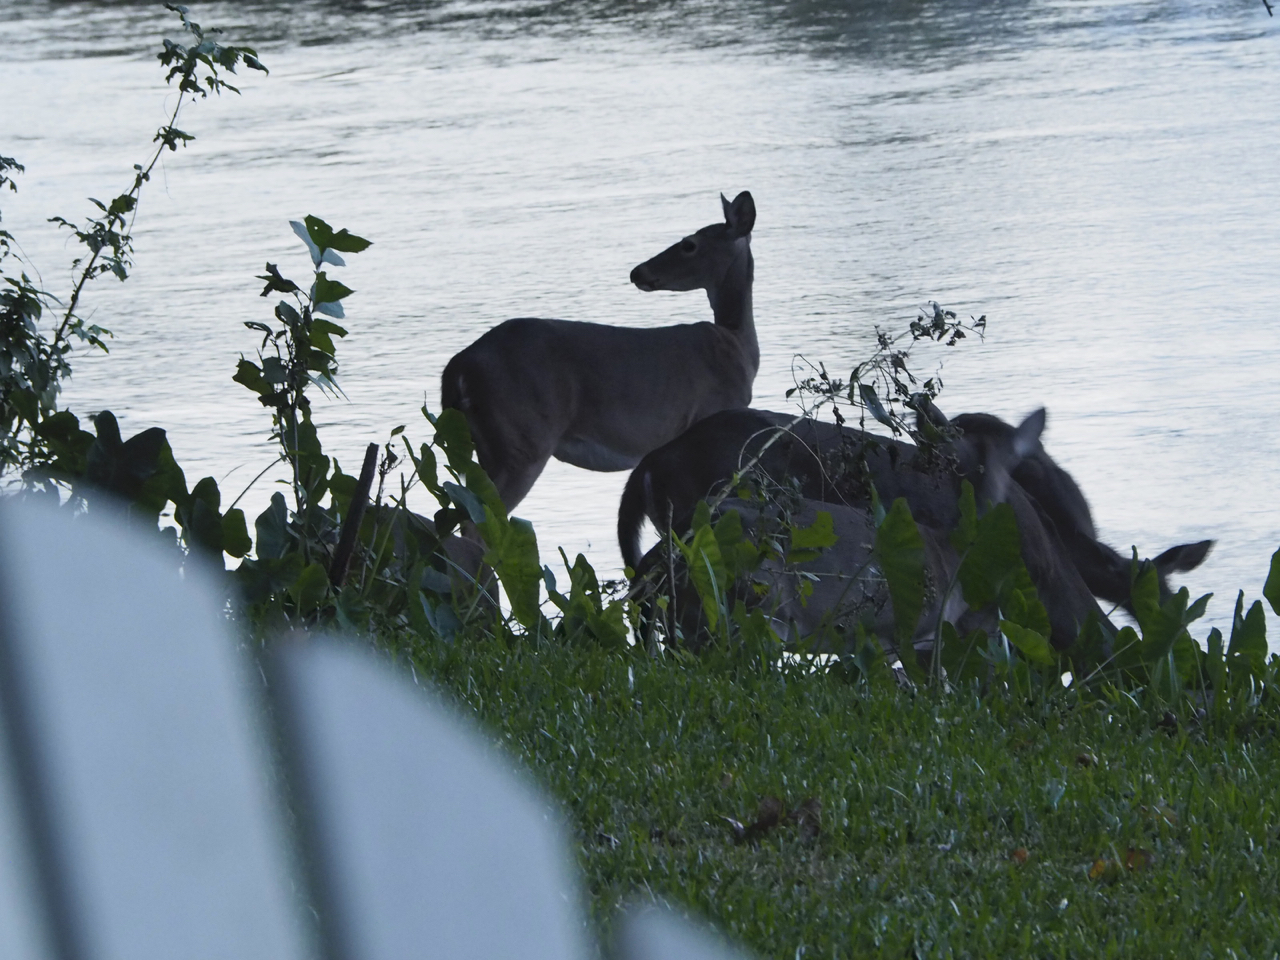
(2, 0, 1277, 639)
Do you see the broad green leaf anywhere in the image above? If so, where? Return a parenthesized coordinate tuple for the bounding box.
(1172, 631, 1201, 684)
(221, 508, 251, 558)
(1108, 625, 1143, 674)
(477, 508, 541, 629)
(327, 466, 357, 516)
(462, 461, 505, 521)
(313, 271, 354, 304)
(304, 215, 372, 255)
(311, 317, 348, 339)
(256, 262, 299, 297)
(91, 409, 123, 449)
(938, 622, 987, 684)
(191, 474, 221, 510)
(255, 492, 290, 560)
(434, 407, 475, 472)
(290, 561, 330, 615)
(874, 497, 925, 657)
(290, 220, 322, 265)
(1069, 610, 1113, 675)
(999, 578, 1051, 639)
(956, 501, 1021, 610)
(1265, 547, 1280, 617)
(235, 554, 304, 606)
(676, 523, 727, 632)
(176, 475, 224, 555)
(442, 481, 486, 524)
(713, 504, 744, 551)
(420, 595, 461, 642)
(1186, 591, 1213, 624)
(275, 300, 301, 326)
(713, 507, 760, 580)
(411, 442, 444, 501)
(787, 509, 838, 563)
(1129, 560, 1162, 636)
(233, 359, 270, 397)
(1139, 585, 1189, 663)
(1205, 627, 1226, 697)
(1000, 620, 1057, 667)
(731, 600, 782, 662)
(1228, 592, 1267, 677)
(588, 601, 629, 648)
(260, 356, 287, 385)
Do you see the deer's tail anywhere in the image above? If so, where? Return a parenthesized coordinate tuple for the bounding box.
(440, 354, 470, 414)
(618, 465, 654, 573)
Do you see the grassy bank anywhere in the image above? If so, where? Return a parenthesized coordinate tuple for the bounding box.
(396, 631, 1280, 959)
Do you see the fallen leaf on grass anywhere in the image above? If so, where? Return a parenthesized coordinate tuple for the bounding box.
(1088, 858, 1122, 883)
(1124, 847, 1155, 871)
(1089, 848, 1155, 882)
(723, 795, 821, 843)
(1010, 847, 1028, 865)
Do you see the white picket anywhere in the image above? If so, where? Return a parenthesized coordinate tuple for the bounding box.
(0, 701, 54, 960)
(615, 903, 753, 960)
(0, 496, 755, 960)
(273, 637, 592, 960)
(0, 500, 311, 960)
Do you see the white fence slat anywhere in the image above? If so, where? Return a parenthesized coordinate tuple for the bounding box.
(274, 638, 591, 960)
(0, 702, 54, 960)
(0, 500, 311, 960)
(615, 903, 753, 960)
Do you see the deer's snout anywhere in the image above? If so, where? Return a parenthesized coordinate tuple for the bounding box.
(630, 262, 657, 291)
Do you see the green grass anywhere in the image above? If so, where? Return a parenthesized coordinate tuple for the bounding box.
(396, 632, 1280, 958)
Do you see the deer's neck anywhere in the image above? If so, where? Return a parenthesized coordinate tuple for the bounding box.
(707, 241, 758, 373)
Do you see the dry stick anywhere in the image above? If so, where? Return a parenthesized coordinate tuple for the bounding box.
(329, 442, 379, 587)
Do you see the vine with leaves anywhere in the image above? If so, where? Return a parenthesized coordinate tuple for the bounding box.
(0, 3, 265, 485)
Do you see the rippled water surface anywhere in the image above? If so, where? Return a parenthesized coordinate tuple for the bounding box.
(2, 0, 1277, 637)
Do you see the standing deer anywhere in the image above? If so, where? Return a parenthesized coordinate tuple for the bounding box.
(441, 191, 758, 511)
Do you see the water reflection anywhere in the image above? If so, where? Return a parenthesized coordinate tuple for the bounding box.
(4, 0, 1266, 64)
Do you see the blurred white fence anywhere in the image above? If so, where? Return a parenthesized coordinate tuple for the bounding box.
(0, 499, 748, 960)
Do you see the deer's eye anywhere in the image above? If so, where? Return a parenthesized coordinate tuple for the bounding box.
(680, 238, 698, 254)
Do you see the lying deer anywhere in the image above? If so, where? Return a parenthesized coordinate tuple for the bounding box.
(630, 409, 1089, 653)
(620, 406, 1209, 651)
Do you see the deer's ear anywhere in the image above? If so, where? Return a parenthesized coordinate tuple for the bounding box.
(1012, 407, 1047, 459)
(722, 190, 756, 237)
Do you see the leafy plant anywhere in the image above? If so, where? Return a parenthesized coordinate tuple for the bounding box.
(0, 4, 265, 483)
